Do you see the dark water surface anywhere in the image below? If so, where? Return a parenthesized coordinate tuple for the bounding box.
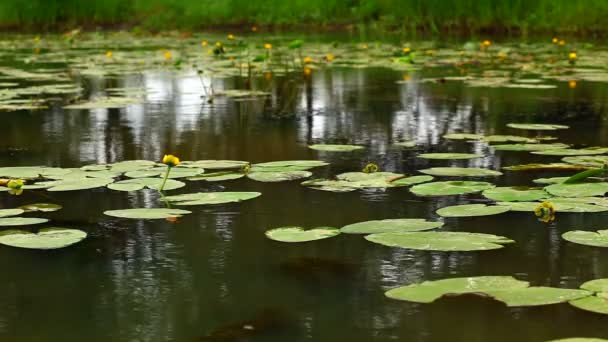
(1, 53, 608, 342)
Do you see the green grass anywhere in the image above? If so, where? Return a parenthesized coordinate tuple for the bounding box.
(2, 0, 608, 34)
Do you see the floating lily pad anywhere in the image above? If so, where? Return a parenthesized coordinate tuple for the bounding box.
(482, 187, 549, 201)
(0, 166, 70, 179)
(389, 175, 435, 186)
(486, 287, 591, 307)
(579, 279, 608, 293)
(418, 167, 502, 177)
(436, 204, 510, 217)
(308, 144, 364, 152)
(148, 167, 204, 179)
(492, 143, 570, 151)
(394, 141, 416, 148)
(0, 217, 49, 226)
(108, 178, 185, 191)
(104, 208, 192, 219)
(532, 148, 608, 156)
(340, 219, 443, 234)
(481, 135, 537, 143)
(188, 171, 245, 182)
(107, 160, 156, 172)
(182, 160, 249, 169)
(504, 163, 592, 171)
(302, 172, 429, 192)
(247, 171, 312, 182)
(63, 96, 141, 109)
(0, 228, 87, 249)
(570, 295, 608, 315)
(418, 153, 482, 160)
(495, 201, 543, 212)
(253, 160, 328, 169)
(124, 170, 163, 178)
(443, 133, 484, 140)
(549, 338, 608, 342)
(365, 231, 514, 251)
(0, 209, 24, 217)
(562, 230, 608, 247)
(533, 177, 569, 184)
(410, 181, 495, 196)
(162, 192, 261, 205)
(507, 123, 569, 130)
(562, 156, 608, 168)
(18, 203, 62, 213)
(385, 276, 529, 303)
(545, 183, 608, 197)
(46, 178, 114, 191)
(265, 226, 340, 243)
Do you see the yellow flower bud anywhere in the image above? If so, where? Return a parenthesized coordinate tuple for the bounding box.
(162, 154, 180, 167)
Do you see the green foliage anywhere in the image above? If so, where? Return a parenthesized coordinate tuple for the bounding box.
(1, 0, 608, 33)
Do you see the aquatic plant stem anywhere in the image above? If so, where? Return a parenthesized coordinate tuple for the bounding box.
(159, 166, 172, 192)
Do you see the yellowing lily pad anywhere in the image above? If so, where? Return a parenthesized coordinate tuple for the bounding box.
(340, 218, 443, 234)
(265, 226, 340, 242)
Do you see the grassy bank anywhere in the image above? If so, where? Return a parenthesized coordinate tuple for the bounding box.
(2, 0, 608, 35)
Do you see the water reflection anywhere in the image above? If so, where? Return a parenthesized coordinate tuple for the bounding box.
(2, 65, 608, 341)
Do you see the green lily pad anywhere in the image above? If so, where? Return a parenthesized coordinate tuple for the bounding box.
(0, 217, 49, 226)
(247, 171, 312, 182)
(0, 209, 24, 217)
(253, 160, 328, 169)
(124, 170, 163, 178)
(570, 295, 608, 315)
(492, 143, 570, 151)
(549, 338, 608, 342)
(482, 187, 549, 201)
(265, 226, 340, 242)
(340, 218, 443, 234)
(365, 231, 514, 251)
(394, 141, 416, 148)
(436, 204, 510, 217)
(442, 133, 484, 140)
(504, 163, 592, 171)
(562, 156, 608, 168)
(18, 203, 62, 213)
(162, 192, 261, 205)
(545, 183, 608, 197)
(389, 175, 435, 186)
(532, 148, 608, 156)
(533, 177, 569, 184)
(188, 171, 245, 182)
(507, 123, 569, 130)
(104, 208, 192, 219)
(418, 153, 482, 160)
(107, 160, 156, 172)
(0, 166, 70, 179)
(385, 276, 530, 303)
(496, 201, 543, 212)
(108, 178, 185, 191)
(302, 172, 428, 192)
(308, 144, 364, 152)
(418, 167, 502, 177)
(410, 181, 495, 196)
(148, 167, 204, 179)
(46, 178, 114, 191)
(182, 160, 248, 169)
(481, 135, 537, 143)
(486, 287, 591, 307)
(0, 228, 87, 249)
(63, 96, 141, 109)
(579, 279, 608, 293)
(563, 230, 608, 247)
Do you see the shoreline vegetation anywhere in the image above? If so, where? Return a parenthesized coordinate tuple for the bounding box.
(1, 0, 608, 36)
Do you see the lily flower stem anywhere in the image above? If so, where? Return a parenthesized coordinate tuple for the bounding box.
(159, 166, 172, 193)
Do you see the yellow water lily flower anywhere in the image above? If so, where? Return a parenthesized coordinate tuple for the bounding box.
(303, 56, 313, 64)
(325, 53, 335, 62)
(552, 37, 559, 43)
(215, 41, 222, 47)
(534, 201, 556, 223)
(559, 40, 566, 46)
(162, 154, 180, 167)
(163, 50, 172, 60)
(569, 80, 577, 88)
(304, 67, 312, 77)
(251, 26, 258, 32)
(264, 43, 272, 50)
(569, 52, 577, 60)
(481, 40, 491, 48)
(402, 47, 411, 54)
(105, 51, 113, 58)
(7, 179, 24, 190)
(362, 163, 379, 174)
(201, 40, 208, 47)
(227, 34, 235, 40)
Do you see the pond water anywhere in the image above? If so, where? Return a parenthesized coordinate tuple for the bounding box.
(1, 34, 608, 341)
